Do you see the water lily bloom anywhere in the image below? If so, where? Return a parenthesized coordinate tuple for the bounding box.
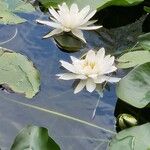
(36, 3, 102, 43)
(57, 48, 121, 94)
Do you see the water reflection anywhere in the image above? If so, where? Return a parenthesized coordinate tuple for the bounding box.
(0, 8, 143, 150)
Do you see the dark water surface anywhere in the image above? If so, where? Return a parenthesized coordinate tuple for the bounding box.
(0, 10, 143, 150)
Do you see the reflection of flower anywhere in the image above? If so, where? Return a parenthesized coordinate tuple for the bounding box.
(57, 48, 121, 94)
(36, 3, 102, 43)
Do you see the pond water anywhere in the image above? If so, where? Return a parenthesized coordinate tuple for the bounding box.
(0, 9, 143, 150)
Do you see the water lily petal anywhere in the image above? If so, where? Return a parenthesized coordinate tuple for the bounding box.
(58, 2, 69, 14)
(57, 73, 75, 80)
(97, 47, 105, 61)
(79, 5, 90, 20)
(60, 60, 77, 73)
(105, 56, 115, 66)
(94, 76, 107, 83)
(105, 76, 121, 83)
(36, 20, 61, 28)
(103, 66, 117, 74)
(70, 3, 79, 14)
(57, 73, 86, 80)
(43, 29, 62, 38)
(79, 25, 102, 30)
(71, 29, 86, 43)
(50, 17, 58, 23)
(104, 55, 115, 65)
(70, 56, 79, 63)
(81, 10, 96, 25)
(49, 8, 60, 21)
(86, 78, 96, 92)
(74, 80, 86, 94)
(82, 20, 97, 26)
(86, 50, 96, 62)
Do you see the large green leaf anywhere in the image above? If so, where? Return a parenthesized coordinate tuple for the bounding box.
(116, 62, 150, 108)
(109, 123, 150, 150)
(138, 33, 150, 50)
(0, 0, 35, 24)
(11, 125, 60, 150)
(117, 51, 150, 68)
(0, 47, 40, 98)
(38, 0, 144, 10)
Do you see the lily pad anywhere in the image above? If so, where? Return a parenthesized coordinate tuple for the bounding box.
(138, 32, 150, 50)
(117, 51, 150, 68)
(116, 62, 150, 108)
(109, 123, 150, 150)
(54, 33, 86, 52)
(11, 125, 60, 150)
(0, 0, 35, 24)
(0, 47, 40, 98)
(38, 0, 144, 10)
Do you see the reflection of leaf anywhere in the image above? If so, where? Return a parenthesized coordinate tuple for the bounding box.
(0, 0, 35, 24)
(117, 51, 150, 68)
(0, 94, 115, 134)
(116, 62, 150, 108)
(11, 125, 60, 150)
(138, 33, 150, 50)
(0, 47, 40, 98)
(144, 6, 150, 13)
(38, 0, 144, 10)
(109, 123, 150, 150)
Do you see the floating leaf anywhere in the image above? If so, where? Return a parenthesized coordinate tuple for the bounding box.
(117, 51, 150, 68)
(0, 11, 26, 24)
(138, 32, 150, 50)
(54, 33, 85, 52)
(38, 0, 144, 10)
(0, 47, 40, 98)
(109, 123, 150, 150)
(116, 62, 150, 108)
(11, 125, 60, 150)
(0, 0, 35, 24)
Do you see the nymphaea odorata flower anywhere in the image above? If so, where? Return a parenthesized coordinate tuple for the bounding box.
(36, 3, 102, 43)
(57, 48, 121, 94)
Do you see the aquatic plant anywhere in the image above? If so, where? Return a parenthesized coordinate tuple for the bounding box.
(36, 3, 102, 42)
(57, 48, 120, 93)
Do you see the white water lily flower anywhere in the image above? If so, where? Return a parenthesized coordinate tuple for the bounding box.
(57, 48, 121, 94)
(36, 3, 102, 43)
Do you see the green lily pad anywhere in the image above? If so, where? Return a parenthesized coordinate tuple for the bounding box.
(54, 33, 86, 52)
(116, 62, 150, 108)
(0, 11, 26, 24)
(11, 125, 60, 150)
(109, 123, 150, 150)
(0, 47, 40, 98)
(117, 51, 150, 68)
(138, 33, 150, 50)
(38, 0, 144, 10)
(0, 0, 35, 24)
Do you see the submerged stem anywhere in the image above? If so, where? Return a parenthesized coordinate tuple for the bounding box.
(92, 94, 101, 119)
(0, 28, 18, 45)
(0, 95, 116, 135)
